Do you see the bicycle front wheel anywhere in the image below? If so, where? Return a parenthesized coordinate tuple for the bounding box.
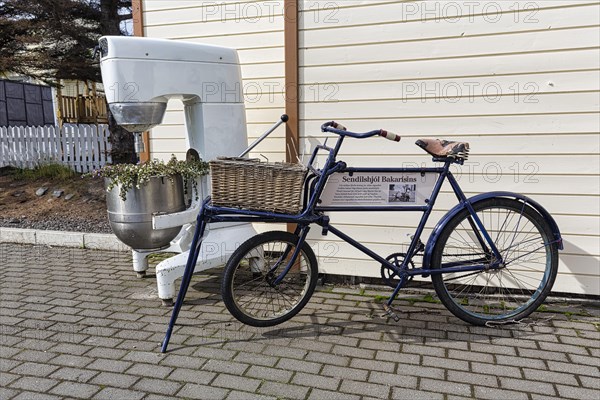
(221, 231, 318, 327)
(431, 198, 559, 325)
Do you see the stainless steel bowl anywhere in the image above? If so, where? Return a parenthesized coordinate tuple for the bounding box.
(105, 175, 186, 250)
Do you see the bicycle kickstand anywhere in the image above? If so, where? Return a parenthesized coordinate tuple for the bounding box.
(382, 276, 408, 322)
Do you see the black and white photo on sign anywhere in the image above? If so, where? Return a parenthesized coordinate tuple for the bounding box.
(388, 184, 417, 203)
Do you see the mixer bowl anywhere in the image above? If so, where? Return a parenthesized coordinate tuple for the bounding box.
(105, 175, 186, 250)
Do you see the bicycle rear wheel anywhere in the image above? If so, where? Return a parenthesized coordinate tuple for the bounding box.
(431, 198, 559, 325)
(221, 231, 318, 327)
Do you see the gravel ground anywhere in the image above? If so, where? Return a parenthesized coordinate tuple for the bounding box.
(0, 215, 112, 233)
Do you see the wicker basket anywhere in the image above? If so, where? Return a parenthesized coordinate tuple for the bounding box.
(209, 157, 307, 214)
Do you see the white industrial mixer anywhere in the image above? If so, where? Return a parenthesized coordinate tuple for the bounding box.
(98, 36, 266, 304)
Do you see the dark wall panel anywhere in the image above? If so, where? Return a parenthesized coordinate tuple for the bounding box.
(0, 100, 7, 126)
(26, 103, 44, 126)
(5, 82, 24, 99)
(0, 79, 55, 127)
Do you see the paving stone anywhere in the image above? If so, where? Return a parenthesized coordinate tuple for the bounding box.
(518, 347, 569, 362)
(133, 377, 181, 395)
(539, 341, 589, 355)
(523, 368, 579, 386)
(556, 384, 600, 399)
(306, 351, 350, 366)
(448, 370, 498, 387)
(202, 359, 249, 375)
(403, 343, 445, 357)
(92, 387, 145, 400)
(332, 344, 375, 359)
(166, 368, 216, 384)
(579, 376, 600, 390)
(259, 381, 310, 400)
(470, 342, 517, 356)
(120, 350, 163, 364)
(176, 383, 229, 400)
(48, 354, 93, 368)
(308, 388, 360, 400)
(192, 346, 237, 361)
(420, 378, 472, 397)
(474, 386, 529, 400)
(246, 365, 293, 383)
(86, 358, 132, 373)
(368, 370, 418, 389)
(321, 365, 369, 381)
(496, 354, 546, 369)
(9, 376, 59, 392)
(500, 377, 556, 395)
(10, 361, 60, 377)
(0, 358, 22, 373)
(212, 373, 262, 392)
(232, 352, 278, 367)
(125, 363, 173, 379)
(423, 355, 469, 371)
(0, 387, 18, 400)
(359, 339, 401, 352)
(49, 367, 98, 382)
(392, 387, 444, 400)
(569, 353, 600, 367)
(84, 347, 128, 360)
(349, 357, 395, 373)
(292, 371, 340, 391)
(375, 350, 420, 365)
(12, 391, 63, 400)
(547, 360, 600, 379)
(470, 363, 521, 380)
(160, 354, 206, 370)
(276, 357, 322, 374)
(0, 371, 19, 386)
(12, 350, 57, 363)
(48, 343, 91, 356)
(262, 345, 307, 360)
(90, 372, 139, 388)
(288, 338, 333, 353)
(340, 379, 391, 398)
(49, 381, 101, 398)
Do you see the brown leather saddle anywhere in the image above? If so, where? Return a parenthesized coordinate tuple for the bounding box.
(415, 138, 470, 160)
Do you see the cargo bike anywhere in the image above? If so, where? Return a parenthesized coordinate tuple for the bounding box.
(161, 118, 562, 353)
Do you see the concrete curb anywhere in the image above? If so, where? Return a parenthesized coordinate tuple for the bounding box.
(0, 227, 129, 252)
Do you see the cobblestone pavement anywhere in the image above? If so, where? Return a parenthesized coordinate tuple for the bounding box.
(0, 243, 599, 400)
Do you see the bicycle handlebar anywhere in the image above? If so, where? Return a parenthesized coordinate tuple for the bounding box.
(321, 121, 401, 143)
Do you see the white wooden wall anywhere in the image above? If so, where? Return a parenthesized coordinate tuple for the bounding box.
(298, 0, 600, 295)
(142, 0, 286, 162)
(142, 1, 599, 295)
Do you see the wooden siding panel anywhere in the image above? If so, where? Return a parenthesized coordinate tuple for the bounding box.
(300, 27, 600, 67)
(301, 49, 600, 84)
(300, 2, 600, 37)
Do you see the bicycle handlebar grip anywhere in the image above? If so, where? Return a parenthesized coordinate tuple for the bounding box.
(331, 121, 347, 131)
(380, 130, 401, 142)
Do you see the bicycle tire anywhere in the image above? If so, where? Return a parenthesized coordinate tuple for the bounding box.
(221, 231, 318, 327)
(431, 198, 559, 325)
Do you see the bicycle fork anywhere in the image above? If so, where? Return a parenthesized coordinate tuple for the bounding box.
(270, 226, 311, 285)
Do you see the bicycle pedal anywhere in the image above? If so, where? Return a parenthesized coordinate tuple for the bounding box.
(382, 304, 401, 322)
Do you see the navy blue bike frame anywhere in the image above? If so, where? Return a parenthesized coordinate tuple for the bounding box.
(161, 127, 506, 352)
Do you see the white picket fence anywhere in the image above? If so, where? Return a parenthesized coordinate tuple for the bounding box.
(0, 124, 112, 173)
